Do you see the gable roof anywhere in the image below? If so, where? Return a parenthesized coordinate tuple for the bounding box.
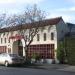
(0, 17, 62, 33)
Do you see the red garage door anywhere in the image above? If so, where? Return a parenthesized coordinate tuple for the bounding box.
(27, 44, 54, 59)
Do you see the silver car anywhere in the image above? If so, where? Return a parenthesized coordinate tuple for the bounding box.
(0, 53, 25, 67)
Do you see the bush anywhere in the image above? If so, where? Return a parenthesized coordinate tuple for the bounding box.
(65, 37, 75, 65)
(57, 41, 65, 64)
(31, 53, 41, 62)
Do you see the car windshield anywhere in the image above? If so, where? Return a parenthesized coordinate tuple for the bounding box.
(9, 54, 19, 57)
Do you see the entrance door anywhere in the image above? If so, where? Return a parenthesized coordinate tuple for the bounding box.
(13, 40, 23, 56)
(18, 46, 23, 56)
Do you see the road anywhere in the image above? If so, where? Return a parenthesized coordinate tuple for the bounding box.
(0, 66, 75, 75)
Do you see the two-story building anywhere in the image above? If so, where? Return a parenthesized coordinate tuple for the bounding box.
(0, 17, 68, 63)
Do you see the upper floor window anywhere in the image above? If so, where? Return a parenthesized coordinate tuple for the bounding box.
(3, 33, 5, 36)
(7, 32, 9, 37)
(5, 38, 6, 43)
(10, 31, 14, 36)
(25, 35, 29, 42)
(44, 33, 46, 41)
(37, 34, 40, 41)
(8, 39, 10, 43)
(51, 32, 54, 40)
(1, 38, 2, 44)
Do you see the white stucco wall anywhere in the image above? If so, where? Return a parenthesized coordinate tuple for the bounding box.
(0, 24, 58, 54)
(30, 25, 57, 50)
(0, 19, 68, 59)
(0, 31, 19, 54)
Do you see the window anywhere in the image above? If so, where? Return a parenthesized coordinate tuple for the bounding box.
(3, 33, 5, 36)
(5, 38, 6, 43)
(37, 34, 40, 41)
(10, 31, 14, 36)
(8, 39, 10, 43)
(51, 32, 54, 40)
(7, 32, 9, 36)
(44, 33, 46, 41)
(1, 38, 3, 44)
(25, 35, 29, 42)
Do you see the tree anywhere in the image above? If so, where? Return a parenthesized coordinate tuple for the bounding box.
(0, 14, 6, 28)
(57, 41, 65, 64)
(6, 4, 46, 59)
(19, 4, 46, 59)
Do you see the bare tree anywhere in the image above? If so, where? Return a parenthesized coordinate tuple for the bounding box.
(0, 14, 6, 28)
(23, 4, 46, 23)
(19, 4, 46, 58)
(5, 4, 46, 58)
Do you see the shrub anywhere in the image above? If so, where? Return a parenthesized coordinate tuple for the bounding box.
(57, 41, 65, 64)
(65, 37, 75, 65)
(31, 53, 41, 61)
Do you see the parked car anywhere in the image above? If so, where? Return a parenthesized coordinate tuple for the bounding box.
(0, 53, 25, 67)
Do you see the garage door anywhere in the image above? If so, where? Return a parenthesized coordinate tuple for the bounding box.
(27, 44, 54, 59)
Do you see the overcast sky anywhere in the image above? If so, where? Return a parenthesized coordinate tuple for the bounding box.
(0, 0, 75, 23)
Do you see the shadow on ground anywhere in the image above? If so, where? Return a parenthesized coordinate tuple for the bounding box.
(9, 63, 46, 70)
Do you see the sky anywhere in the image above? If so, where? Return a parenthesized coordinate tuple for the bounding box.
(0, 0, 75, 23)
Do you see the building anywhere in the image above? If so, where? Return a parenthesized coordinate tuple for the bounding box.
(0, 17, 68, 63)
(67, 23, 75, 35)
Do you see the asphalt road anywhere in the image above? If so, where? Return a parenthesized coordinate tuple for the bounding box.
(0, 66, 75, 75)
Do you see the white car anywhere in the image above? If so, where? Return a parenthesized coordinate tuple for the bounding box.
(0, 53, 25, 67)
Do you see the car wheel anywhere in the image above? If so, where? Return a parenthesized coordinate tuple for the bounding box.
(5, 61, 9, 67)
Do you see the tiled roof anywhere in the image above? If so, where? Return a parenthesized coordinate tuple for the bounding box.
(0, 17, 62, 33)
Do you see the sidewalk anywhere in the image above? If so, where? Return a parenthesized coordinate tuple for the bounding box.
(33, 64, 75, 72)
(36, 64, 68, 69)
(59, 65, 75, 72)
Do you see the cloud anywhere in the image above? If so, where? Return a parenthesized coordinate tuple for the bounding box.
(0, 0, 44, 4)
(53, 7, 75, 12)
(0, 0, 15, 4)
(69, 7, 75, 11)
(16, 0, 44, 4)
(47, 6, 75, 23)
(47, 13, 70, 22)
(65, 0, 75, 3)
(47, 10, 75, 23)
(69, 0, 75, 3)
(0, 0, 45, 14)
